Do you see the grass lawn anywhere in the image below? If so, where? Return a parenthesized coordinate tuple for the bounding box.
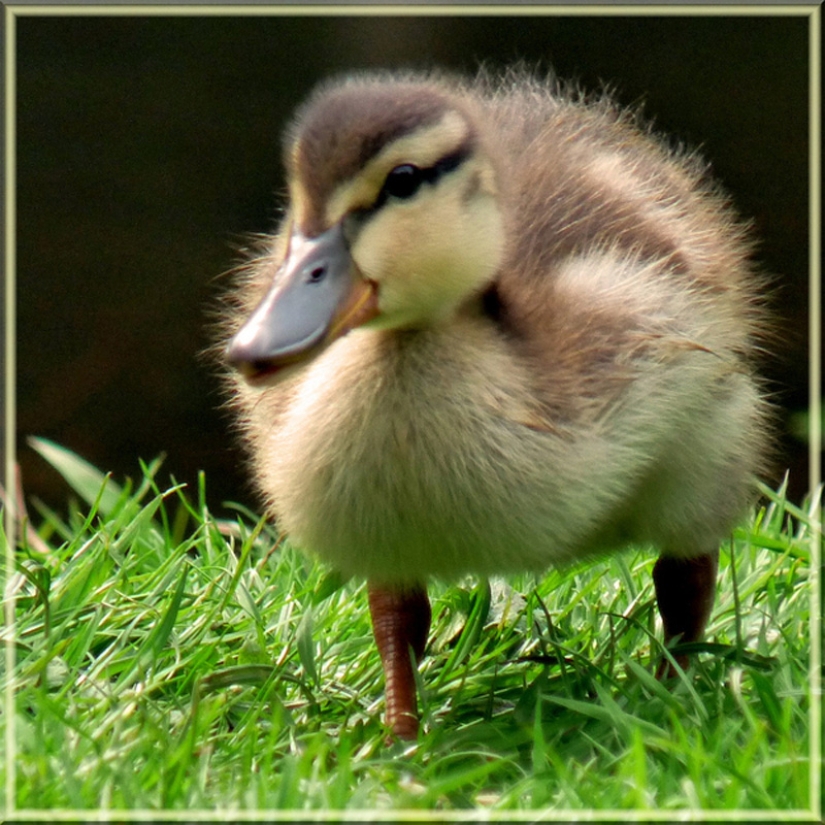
(2, 438, 820, 816)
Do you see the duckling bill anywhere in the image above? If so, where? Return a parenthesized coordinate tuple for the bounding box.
(228, 224, 380, 382)
(223, 69, 771, 740)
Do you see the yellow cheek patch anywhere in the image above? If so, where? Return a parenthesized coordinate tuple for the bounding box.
(350, 154, 505, 327)
(325, 110, 471, 226)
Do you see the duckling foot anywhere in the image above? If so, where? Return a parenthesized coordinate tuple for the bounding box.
(368, 584, 431, 740)
(653, 549, 718, 679)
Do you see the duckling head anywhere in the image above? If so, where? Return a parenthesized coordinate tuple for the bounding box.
(226, 76, 506, 381)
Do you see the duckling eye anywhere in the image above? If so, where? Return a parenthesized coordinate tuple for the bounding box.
(383, 164, 425, 200)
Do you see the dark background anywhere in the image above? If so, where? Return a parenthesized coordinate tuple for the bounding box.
(11, 12, 813, 517)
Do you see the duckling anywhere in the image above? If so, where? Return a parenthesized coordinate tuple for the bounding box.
(223, 68, 771, 740)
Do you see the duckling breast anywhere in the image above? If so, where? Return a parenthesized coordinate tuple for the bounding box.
(237, 300, 764, 587)
(242, 317, 603, 584)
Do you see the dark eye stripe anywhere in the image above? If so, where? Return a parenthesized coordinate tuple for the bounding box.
(372, 148, 470, 211)
(431, 150, 466, 178)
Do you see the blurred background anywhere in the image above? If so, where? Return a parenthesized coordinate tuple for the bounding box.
(10, 11, 813, 518)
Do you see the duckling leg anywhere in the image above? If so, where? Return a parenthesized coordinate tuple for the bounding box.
(368, 584, 431, 740)
(653, 549, 718, 678)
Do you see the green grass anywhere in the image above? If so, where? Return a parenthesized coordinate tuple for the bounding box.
(2, 439, 819, 814)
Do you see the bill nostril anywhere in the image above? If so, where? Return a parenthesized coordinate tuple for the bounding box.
(307, 264, 327, 284)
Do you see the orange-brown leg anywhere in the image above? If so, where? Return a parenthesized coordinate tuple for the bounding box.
(367, 583, 431, 740)
(653, 549, 718, 678)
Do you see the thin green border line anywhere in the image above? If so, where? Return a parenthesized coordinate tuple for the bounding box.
(2, 4, 820, 822)
(806, 4, 822, 822)
(3, 5, 17, 823)
(1, 3, 821, 17)
(2, 809, 823, 823)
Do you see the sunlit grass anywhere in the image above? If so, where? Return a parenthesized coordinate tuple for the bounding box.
(2, 438, 818, 813)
